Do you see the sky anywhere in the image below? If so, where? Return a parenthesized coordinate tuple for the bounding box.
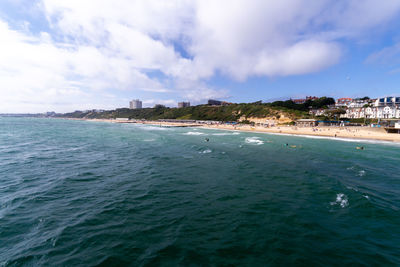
(1, 0, 400, 113)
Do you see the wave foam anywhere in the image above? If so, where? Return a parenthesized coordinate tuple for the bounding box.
(330, 193, 349, 208)
(185, 132, 204, 135)
(212, 132, 240, 136)
(261, 131, 400, 146)
(199, 149, 212, 154)
(136, 125, 169, 131)
(357, 170, 366, 177)
(245, 137, 264, 145)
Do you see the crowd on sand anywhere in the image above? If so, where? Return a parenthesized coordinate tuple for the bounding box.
(67, 118, 400, 143)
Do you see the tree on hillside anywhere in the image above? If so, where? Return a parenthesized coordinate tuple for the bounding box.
(306, 97, 335, 109)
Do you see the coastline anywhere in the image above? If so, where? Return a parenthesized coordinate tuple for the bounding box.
(63, 118, 400, 143)
(200, 124, 400, 143)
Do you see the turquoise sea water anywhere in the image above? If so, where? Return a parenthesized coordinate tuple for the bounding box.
(0, 117, 399, 266)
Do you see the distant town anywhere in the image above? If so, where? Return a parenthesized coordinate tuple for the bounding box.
(7, 95, 400, 122)
(126, 96, 400, 120)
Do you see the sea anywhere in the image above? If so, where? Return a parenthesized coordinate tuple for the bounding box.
(0, 117, 399, 266)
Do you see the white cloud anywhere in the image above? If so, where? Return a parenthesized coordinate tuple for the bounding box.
(0, 18, 168, 112)
(1, 0, 400, 112)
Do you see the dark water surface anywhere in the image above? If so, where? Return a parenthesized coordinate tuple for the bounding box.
(0, 118, 399, 266)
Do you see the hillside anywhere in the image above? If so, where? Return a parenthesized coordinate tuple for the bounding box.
(58, 98, 335, 123)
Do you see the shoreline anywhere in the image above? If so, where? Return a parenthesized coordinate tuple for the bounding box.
(199, 124, 400, 143)
(62, 118, 400, 143)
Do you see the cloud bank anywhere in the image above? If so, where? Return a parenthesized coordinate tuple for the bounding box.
(1, 0, 400, 112)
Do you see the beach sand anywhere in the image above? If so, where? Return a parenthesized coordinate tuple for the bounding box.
(69, 118, 400, 142)
(203, 124, 400, 142)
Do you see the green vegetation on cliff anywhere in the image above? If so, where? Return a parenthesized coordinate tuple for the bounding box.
(59, 98, 335, 122)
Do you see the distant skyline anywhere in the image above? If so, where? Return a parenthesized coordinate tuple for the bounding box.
(1, 0, 400, 112)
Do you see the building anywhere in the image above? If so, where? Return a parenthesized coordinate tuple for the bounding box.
(348, 99, 370, 108)
(293, 99, 307, 104)
(336, 98, 353, 107)
(343, 106, 400, 119)
(129, 99, 142, 109)
(296, 119, 318, 127)
(341, 96, 400, 119)
(178, 102, 190, 108)
(374, 97, 400, 107)
(309, 108, 328, 116)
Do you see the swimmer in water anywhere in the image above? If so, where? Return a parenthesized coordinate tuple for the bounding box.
(205, 138, 209, 142)
(356, 146, 364, 150)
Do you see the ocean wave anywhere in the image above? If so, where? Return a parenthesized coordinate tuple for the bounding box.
(356, 170, 366, 177)
(245, 137, 264, 145)
(330, 193, 349, 208)
(185, 132, 205, 135)
(263, 131, 400, 146)
(136, 125, 169, 131)
(347, 165, 367, 177)
(346, 186, 359, 192)
(212, 132, 240, 136)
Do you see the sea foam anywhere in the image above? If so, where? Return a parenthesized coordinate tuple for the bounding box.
(245, 137, 264, 145)
(330, 193, 349, 208)
(212, 132, 240, 136)
(185, 132, 204, 135)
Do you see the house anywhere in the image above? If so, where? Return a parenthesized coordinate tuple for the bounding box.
(309, 108, 327, 116)
(375, 97, 400, 107)
(343, 106, 400, 119)
(296, 119, 318, 127)
(336, 98, 353, 107)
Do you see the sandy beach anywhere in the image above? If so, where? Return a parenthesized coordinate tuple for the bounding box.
(74, 118, 400, 143)
(203, 124, 400, 142)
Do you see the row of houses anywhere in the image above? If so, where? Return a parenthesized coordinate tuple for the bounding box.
(309, 96, 400, 119)
(339, 97, 400, 119)
(336, 97, 400, 108)
(343, 106, 400, 119)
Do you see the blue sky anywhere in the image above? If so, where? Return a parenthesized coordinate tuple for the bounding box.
(1, 0, 400, 112)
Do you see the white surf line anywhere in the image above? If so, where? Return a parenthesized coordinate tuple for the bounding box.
(193, 126, 400, 146)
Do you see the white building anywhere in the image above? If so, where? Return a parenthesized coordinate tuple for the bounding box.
(129, 99, 142, 109)
(343, 106, 400, 119)
(348, 99, 369, 108)
(309, 108, 327, 116)
(336, 98, 353, 108)
(340, 96, 400, 119)
(374, 97, 400, 107)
